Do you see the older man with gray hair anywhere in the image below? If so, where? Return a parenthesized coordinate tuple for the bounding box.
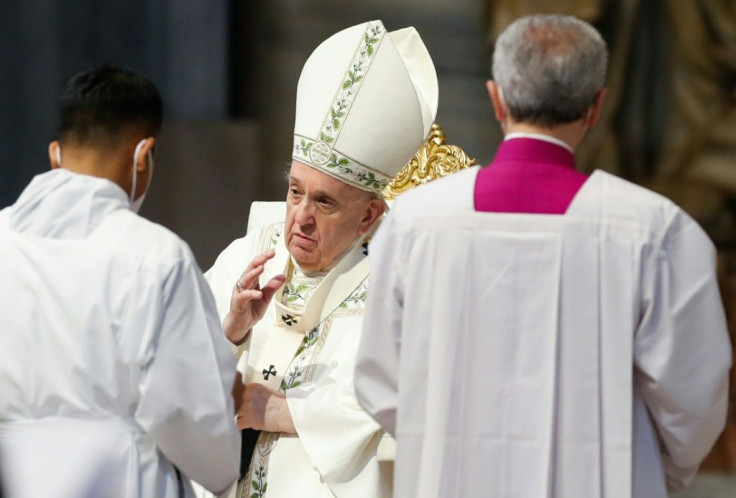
(354, 14, 731, 498)
(204, 20, 438, 498)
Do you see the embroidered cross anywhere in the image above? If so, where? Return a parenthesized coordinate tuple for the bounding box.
(262, 365, 277, 380)
(361, 241, 369, 256)
(282, 314, 299, 326)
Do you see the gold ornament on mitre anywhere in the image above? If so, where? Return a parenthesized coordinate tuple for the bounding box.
(382, 123, 477, 200)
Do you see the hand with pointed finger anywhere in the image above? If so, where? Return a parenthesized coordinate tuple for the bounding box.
(222, 250, 286, 345)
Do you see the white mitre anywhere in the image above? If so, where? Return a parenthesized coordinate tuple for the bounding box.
(292, 20, 439, 194)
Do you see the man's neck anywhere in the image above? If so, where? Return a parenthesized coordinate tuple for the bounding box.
(503, 121, 586, 151)
(504, 132, 574, 153)
(56, 147, 129, 192)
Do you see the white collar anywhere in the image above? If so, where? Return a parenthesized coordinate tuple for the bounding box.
(504, 132, 574, 153)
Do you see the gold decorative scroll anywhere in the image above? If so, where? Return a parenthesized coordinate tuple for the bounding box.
(382, 123, 476, 200)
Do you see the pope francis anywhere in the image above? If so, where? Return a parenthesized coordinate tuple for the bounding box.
(204, 20, 438, 498)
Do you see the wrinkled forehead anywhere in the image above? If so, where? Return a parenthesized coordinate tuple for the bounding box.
(288, 160, 369, 200)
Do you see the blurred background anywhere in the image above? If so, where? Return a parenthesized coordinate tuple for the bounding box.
(2, 0, 735, 494)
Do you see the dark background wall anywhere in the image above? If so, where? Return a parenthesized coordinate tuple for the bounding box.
(0, 0, 229, 204)
(0, 0, 255, 269)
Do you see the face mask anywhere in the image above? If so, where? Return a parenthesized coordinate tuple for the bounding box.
(56, 146, 62, 166)
(130, 139, 154, 213)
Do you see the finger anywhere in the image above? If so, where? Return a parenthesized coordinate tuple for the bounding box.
(245, 250, 277, 273)
(236, 265, 266, 292)
(260, 274, 287, 303)
(231, 289, 264, 312)
(236, 249, 277, 290)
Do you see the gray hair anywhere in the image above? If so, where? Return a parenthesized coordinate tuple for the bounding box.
(492, 15, 608, 127)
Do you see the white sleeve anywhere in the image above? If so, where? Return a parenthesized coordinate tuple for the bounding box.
(286, 372, 383, 496)
(634, 210, 731, 492)
(134, 253, 241, 494)
(354, 211, 404, 437)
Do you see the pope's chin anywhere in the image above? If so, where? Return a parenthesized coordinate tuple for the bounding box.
(288, 240, 320, 270)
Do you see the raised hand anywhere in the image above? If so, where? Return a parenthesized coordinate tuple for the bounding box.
(222, 250, 286, 344)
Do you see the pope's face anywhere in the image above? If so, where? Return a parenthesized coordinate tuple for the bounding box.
(285, 161, 384, 272)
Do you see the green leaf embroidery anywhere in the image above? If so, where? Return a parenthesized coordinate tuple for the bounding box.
(249, 464, 267, 498)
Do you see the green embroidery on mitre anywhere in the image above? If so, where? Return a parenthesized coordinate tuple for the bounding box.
(293, 135, 391, 192)
(318, 21, 384, 144)
(291, 21, 390, 194)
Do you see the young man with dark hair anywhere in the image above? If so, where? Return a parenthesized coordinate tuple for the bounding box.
(0, 64, 240, 498)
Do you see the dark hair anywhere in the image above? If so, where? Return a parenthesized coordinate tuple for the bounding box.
(58, 64, 162, 146)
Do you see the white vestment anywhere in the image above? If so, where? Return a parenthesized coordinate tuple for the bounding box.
(0, 169, 240, 498)
(205, 219, 389, 498)
(355, 167, 731, 498)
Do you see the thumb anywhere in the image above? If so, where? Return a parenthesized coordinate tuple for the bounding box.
(261, 274, 287, 303)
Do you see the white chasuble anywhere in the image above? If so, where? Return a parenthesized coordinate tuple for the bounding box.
(205, 222, 388, 498)
(355, 167, 731, 498)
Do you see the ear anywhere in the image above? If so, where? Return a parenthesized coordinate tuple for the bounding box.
(486, 80, 507, 123)
(135, 137, 156, 173)
(357, 198, 387, 236)
(585, 88, 608, 128)
(48, 141, 61, 170)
